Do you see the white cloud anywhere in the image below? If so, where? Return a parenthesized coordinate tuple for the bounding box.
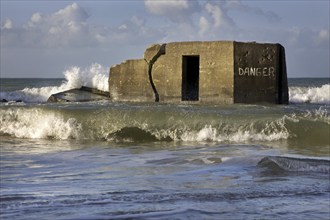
(205, 3, 222, 28)
(1, 3, 164, 49)
(198, 16, 210, 37)
(202, 2, 236, 29)
(284, 27, 330, 49)
(110, 16, 163, 45)
(315, 29, 329, 46)
(2, 18, 13, 29)
(318, 29, 329, 39)
(192, 2, 237, 40)
(145, 0, 189, 14)
(1, 1, 328, 78)
(144, 0, 200, 23)
(225, 0, 280, 22)
(31, 13, 42, 23)
(142, 1, 237, 41)
(1, 3, 101, 48)
(205, 2, 235, 29)
(53, 2, 89, 23)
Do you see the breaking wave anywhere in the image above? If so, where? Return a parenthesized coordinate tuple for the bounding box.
(289, 84, 330, 104)
(258, 156, 330, 173)
(1, 105, 329, 145)
(0, 108, 82, 139)
(0, 63, 108, 103)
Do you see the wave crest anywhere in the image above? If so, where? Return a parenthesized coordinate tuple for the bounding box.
(0, 107, 290, 143)
(0, 63, 108, 103)
(0, 108, 82, 139)
(168, 120, 289, 143)
(289, 84, 330, 104)
(63, 63, 108, 92)
(258, 156, 330, 173)
(1, 105, 328, 144)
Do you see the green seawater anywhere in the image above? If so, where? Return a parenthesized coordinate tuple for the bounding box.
(0, 78, 329, 219)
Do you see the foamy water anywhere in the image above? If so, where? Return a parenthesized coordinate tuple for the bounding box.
(63, 63, 108, 91)
(1, 74, 329, 144)
(289, 84, 330, 104)
(1, 107, 287, 141)
(0, 108, 82, 139)
(1, 103, 328, 146)
(0, 63, 108, 103)
(1, 77, 329, 220)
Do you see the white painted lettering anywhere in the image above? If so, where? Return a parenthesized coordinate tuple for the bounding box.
(244, 67, 249, 76)
(262, 67, 269, 77)
(250, 68, 256, 76)
(239, 68, 244, 76)
(237, 66, 276, 77)
(269, 67, 275, 77)
(256, 68, 261, 76)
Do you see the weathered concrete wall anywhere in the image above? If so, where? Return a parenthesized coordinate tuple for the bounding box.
(109, 40, 288, 105)
(108, 59, 154, 102)
(234, 42, 288, 104)
(151, 41, 234, 103)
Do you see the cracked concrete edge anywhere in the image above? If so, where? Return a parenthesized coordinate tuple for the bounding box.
(144, 44, 166, 102)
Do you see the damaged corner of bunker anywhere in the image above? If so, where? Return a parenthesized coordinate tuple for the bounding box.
(108, 41, 289, 105)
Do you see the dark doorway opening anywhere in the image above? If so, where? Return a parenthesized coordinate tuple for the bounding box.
(182, 56, 200, 101)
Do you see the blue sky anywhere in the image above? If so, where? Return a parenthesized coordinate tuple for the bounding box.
(1, 0, 329, 78)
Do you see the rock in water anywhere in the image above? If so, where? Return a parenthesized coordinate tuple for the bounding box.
(47, 86, 110, 103)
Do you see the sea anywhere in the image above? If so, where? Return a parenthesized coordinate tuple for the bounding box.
(1, 64, 330, 219)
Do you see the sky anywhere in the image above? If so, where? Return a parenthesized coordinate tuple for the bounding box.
(0, 0, 329, 78)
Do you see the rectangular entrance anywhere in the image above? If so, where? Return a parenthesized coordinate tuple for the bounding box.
(182, 56, 200, 101)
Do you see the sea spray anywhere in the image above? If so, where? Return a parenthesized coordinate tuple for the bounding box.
(0, 108, 82, 139)
(63, 63, 108, 91)
(0, 63, 108, 103)
(289, 84, 330, 104)
(176, 119, 289, 143)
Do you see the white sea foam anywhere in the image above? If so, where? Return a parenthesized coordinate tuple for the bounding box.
(1, 102, 327, 142)
(153, 118, 290, 143)
(0, 108, 82, 139)
(1, 63, 108, 103)
(178, 121, 289, 143)
(1, 106, 291, 142)
(289, 84, 330, 104)
(63, 63, 108, 91)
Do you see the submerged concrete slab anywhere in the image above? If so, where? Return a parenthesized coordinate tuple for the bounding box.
(47, 86, 110, 103)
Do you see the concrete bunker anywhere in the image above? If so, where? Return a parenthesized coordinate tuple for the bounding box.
(109, 41, 288, 104)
